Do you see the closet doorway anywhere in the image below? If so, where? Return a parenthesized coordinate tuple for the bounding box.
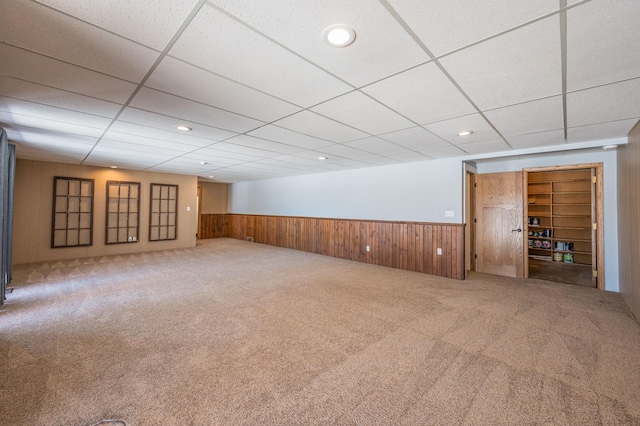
(523, 164, 604, 289)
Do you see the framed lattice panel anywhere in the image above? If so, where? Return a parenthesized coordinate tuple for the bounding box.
(106, 181, 141, 244)
(52, 177, 94, 248)
(149, 183, 178, 241)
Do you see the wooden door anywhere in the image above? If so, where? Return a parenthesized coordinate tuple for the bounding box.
(476, 172, 524, 278)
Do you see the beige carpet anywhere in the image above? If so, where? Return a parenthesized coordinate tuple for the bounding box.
(1, 238, 639, 425)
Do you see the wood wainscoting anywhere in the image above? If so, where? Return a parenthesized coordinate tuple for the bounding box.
(199, 214, 228, 239)
(200, 214, 465, 280)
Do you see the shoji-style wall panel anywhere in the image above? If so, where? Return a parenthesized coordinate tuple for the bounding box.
(224, 214, 465, 280)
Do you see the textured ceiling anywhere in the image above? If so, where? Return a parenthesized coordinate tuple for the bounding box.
(1, 0, 639, 183)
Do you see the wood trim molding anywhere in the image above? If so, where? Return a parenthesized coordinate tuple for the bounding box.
(200, 213, 465, 280)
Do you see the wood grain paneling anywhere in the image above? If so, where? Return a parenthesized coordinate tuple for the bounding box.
(199, 214, 228, 239)
(618, 121, 640, 319)
(221, 214, 465, 280)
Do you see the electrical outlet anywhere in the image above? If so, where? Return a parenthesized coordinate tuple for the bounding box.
(437, 248, 442, 255)
(445, 210, 455, 217)
(366, 245, 370, 252)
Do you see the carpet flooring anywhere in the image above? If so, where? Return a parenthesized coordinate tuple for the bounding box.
(1, 238, 639, 425)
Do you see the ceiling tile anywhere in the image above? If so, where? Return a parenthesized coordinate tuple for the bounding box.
(378, 126, 449, 151)
(90, 143, 177, 162)
(183, 147, 262, 162)
(567, 0, 640, 91)
(310, 91, 414, 135)
(505, 129, 565, 150)
(343, 136, 413, 156)
(416, 144, 466, 159)
(97, 136, 194, 156)
(36, 0, 201, 50)
(255, 158, 332, 173)
(319, 144, 379, 161)
(83, 154, 160, 169)
(0, 111, 104, 138)
(385, 151, 431, 162)
(169, 4, 352, 107)
(6, 126, 97, 149)
(129, 87, 264, 133)
(209, 0, 429, 87)
(271, 154, 349, 170)
(0, 76, 121, 118)
(0, 97, 112, 131)
(0, 1, 158, 82)
(439, 16, 562, 111)
(0, 44, 137, 104)
(362, 62, 476, 125)
(246, 125, 334, 150)
(207, 141, 281, 158)
(388, 0, 559, 57)
(117, 108, 237, 142)
(567, 118, 640, 144)
(424, 114, 501, 144)
(225, 135, 305, 155)
(456, 139, 511, 155)
(107, 122, 215, 149)
(567, 79, 640, 127)
(273, 110, 367, 143)
(147, 57, 301, 122)
(484, 96, 564, 137)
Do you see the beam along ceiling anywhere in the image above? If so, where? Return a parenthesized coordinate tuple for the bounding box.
(1, 0, 639, 183)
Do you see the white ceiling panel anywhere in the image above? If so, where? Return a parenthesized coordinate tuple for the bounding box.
(146, 57, 301, 122)
(388, 0, 559, 57)
(97, 138, 192, 157)
(505, 129, 566, 150)
(35, 0, 201, 50)
(343, 136, 414, 156)
(225, 135, 305, 155)
(169, 4, 352, 107)
(567, 0, 640, 91)
(1, 1, 638, 180)
(0, 44, 136, 104)
(424, 114, 502, 145)
(416, 144, 466, 159)
(439, 17, 562, 111)
(456, 139, 511, 155)
(362, 62, 476, 125)
(0, 98, 112, 131)
(273, 110, 367, 142)
(209, 0, 429, 87)
(0, 76, 121, 118)
(0, 1, 158, 82)
(107, 122, 215, 149)
(484, 96, 564, 137)
(310, 90, 414, 135)
(567, 119, 640, 144)
(378, 126, 450, 151)
(129, 88, 263, 133)
(567, 79, 640, 127)
(246, 125, 334, 150)
(0, 111, 104, 139)
(116, 108, 237, 142)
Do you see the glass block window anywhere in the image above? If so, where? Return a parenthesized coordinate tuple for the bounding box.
(52, 177, 94, 248)
(106, 181, 140, 244)
(149, 183, 178, 241)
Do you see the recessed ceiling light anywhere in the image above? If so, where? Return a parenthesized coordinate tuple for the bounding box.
(322, 24, 356, 48)
(457, 131, 473, 136)
(602, 144, 618, 150)
(110, 165, 118, 169)
(199, 161, 209, 165)
(208, 175, 214, 178)
(318, 156, 328, 160)
(175, 125, 192, 132)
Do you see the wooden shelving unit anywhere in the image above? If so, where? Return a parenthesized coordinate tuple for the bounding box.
(526, 169, 594, 267)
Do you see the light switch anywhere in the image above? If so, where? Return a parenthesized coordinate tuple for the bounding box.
(437, 248, 442, 255)
(186, 206, 191, 212)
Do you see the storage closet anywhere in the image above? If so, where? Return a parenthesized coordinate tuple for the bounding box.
(525, 167, 597, 287)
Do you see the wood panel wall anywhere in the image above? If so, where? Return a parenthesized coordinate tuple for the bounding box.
(199, 214, 228, 239)
(212, 214, 465, 280)
(618, 121, 640, 319)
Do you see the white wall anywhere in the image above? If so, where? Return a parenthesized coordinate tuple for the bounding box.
(229, 158, 464, 223)
(477, 149, 619, 292)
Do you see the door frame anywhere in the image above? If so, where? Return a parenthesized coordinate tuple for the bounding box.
(464, 165, 477, 276)
(522, 163, 605, 290)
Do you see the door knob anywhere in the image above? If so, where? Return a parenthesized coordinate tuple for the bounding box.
(511, 228, 522, 232)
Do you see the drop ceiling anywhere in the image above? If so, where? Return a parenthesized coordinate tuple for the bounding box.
(1, 0, 638, 183)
